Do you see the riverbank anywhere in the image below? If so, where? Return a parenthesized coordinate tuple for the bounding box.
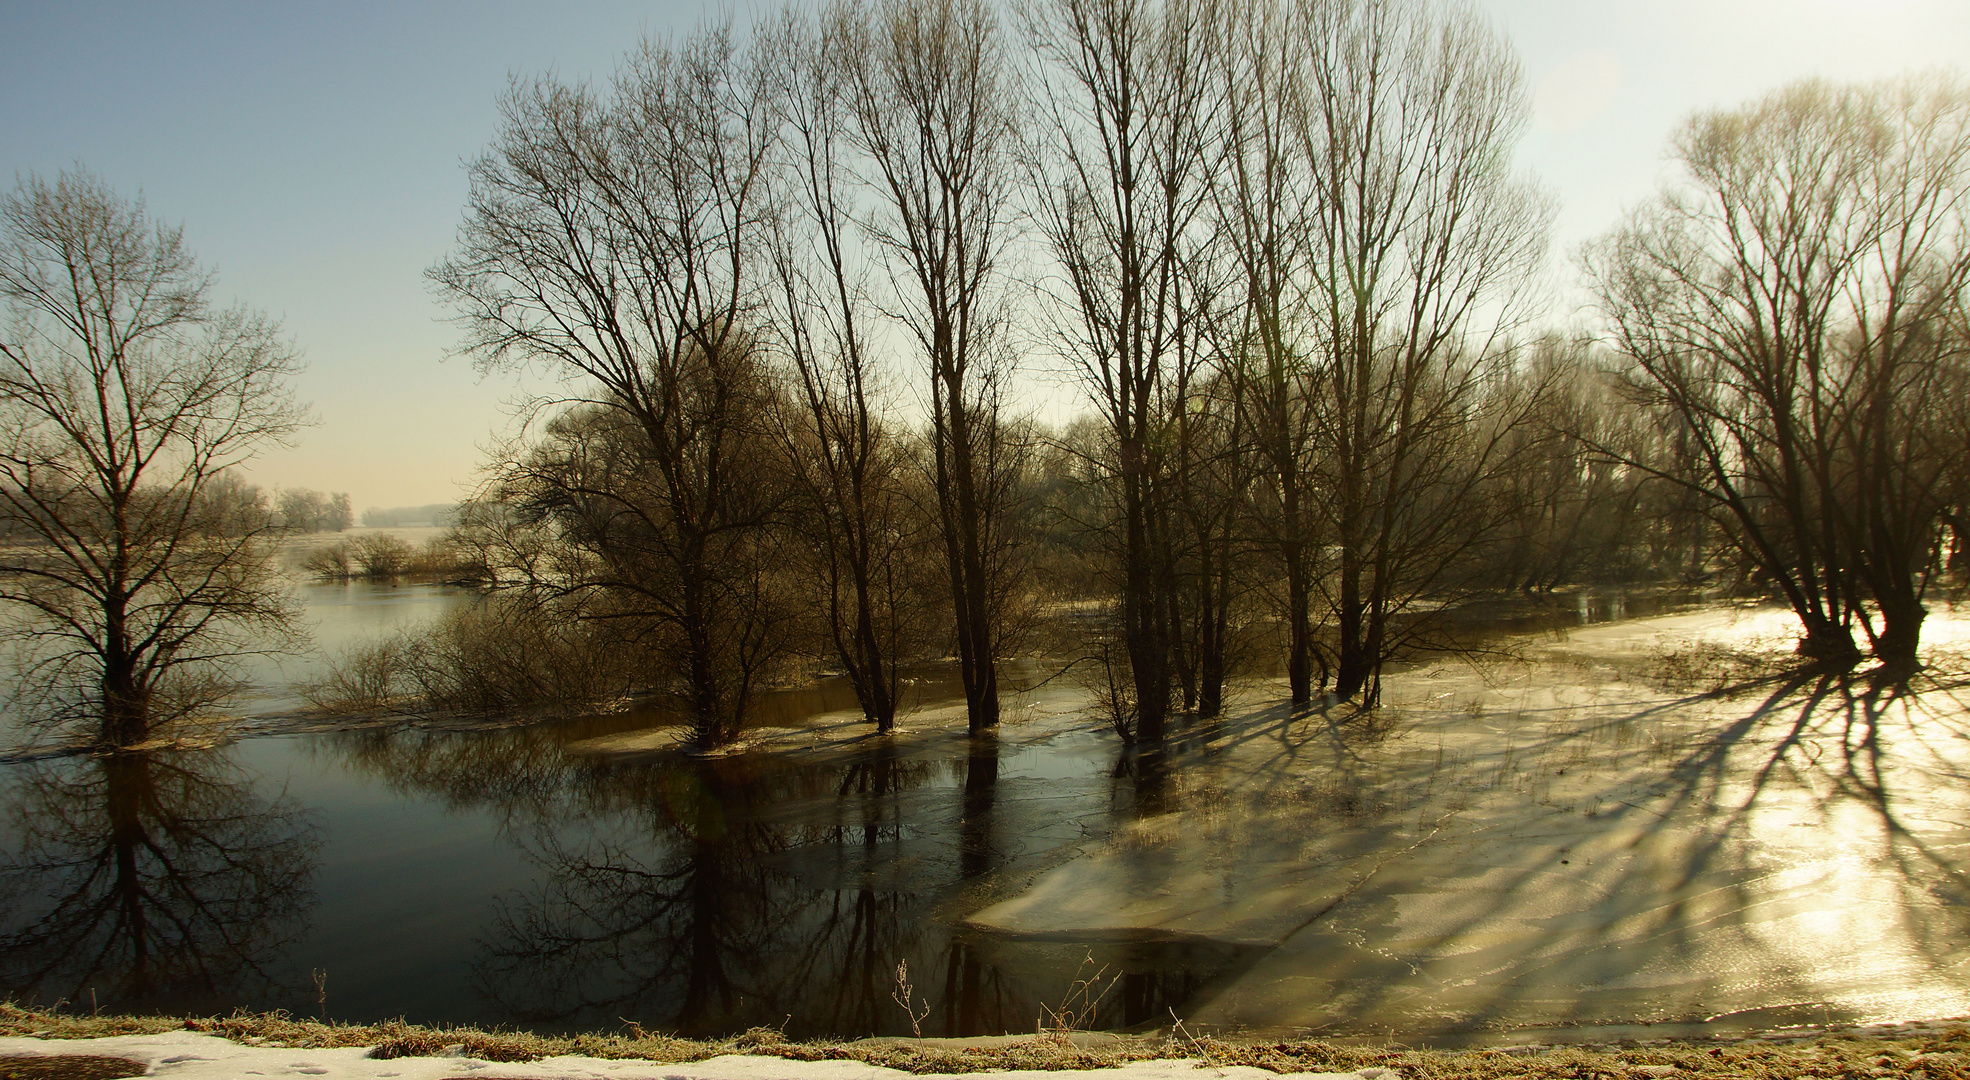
(4, 1006, 1970, 1079)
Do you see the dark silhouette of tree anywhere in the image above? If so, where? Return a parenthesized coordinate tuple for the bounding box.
(1028, 0, 1221, 742)
(1210, 0, 1324, 704)
(0, 171, 306, 746)
(768, 8, 936, 733)
(432, 28, 793, 747)
(846, 0, 1031, 735)
(1287, 0, 1549, 704)
(1585, 76, 1970, 667)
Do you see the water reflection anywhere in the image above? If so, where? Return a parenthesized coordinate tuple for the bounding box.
(316, 717, 1249, 1038)
(468, 750, 988, 1036)
(0, 748, 320, 1013)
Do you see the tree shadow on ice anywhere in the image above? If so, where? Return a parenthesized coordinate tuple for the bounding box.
(1225, 664, 1970, 1038)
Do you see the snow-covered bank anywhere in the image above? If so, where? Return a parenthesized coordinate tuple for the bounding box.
(0, 1033, 1367, 1080)
(11, 1020, 1970, 1080)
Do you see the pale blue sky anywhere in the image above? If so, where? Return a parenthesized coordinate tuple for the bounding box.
(3, 0, 1966, 509)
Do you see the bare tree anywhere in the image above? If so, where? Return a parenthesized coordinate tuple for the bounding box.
(846, 0, 1029, 734)
(1208, 0, 1324, 704)
(1585, 76, 1970, 667)
(1027, 0, 1221, 742)
(766, 8, 929, 733)
(484, 361, 796, 745)
(432, 28, 791, 747)
(0, 171, 306, 747)
(1288, 0, 1550, 704)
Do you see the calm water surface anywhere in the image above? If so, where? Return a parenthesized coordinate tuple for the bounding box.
(0, 694, 1229, 1036)
(0, 569, 1250, 1035)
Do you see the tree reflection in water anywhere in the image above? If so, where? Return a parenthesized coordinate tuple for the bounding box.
(474, 736, 1032, 1037)
(0, 749, 320, 1013)
(328, 720, 1253, 1037)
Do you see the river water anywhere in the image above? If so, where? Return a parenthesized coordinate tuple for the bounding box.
(2, 563, 1968, 1045)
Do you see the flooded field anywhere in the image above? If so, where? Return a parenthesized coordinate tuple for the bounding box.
(1, 583, 1968, 1044)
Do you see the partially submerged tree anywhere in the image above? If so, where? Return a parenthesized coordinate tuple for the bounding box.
(768, 7, 932, 734)
(0, 171, 306, 747)
(1288, 0, 1550, 704)
(1028, 0, 1221, 741)
(847, 0, 1031, 734)
(1210, 0, 1322, 705)
(1585, 75, 1970, 667)
(432, 27, 792, 747)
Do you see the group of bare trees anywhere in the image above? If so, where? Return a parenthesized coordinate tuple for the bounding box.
(6, 2, 1962, 755)
(432, 3, 1041, 748)
(430, 0, 1970, 751)
(1025, 0, 1552, 723)
(427, 0, 1563, 745)
(273, 488, 352, 534)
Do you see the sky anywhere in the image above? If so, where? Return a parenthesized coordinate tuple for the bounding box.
(2, 0, 1966, 511)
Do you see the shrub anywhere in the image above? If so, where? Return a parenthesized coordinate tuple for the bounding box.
(308, 596, 659, 717)
(349, 534, 414, 577)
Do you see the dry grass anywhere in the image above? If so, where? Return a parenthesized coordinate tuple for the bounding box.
(6, 1004, 1970, 1077)
(1644, 639, 1800, 694)
(0, 1055, 148, 1079)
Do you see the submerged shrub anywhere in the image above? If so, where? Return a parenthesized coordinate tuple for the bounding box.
(301, 544, 351, 579)
(302, 533, 486, 583)
(305, 637, 413, 713)
(349, 534, 414, 577)
(309, 595, 658, 717)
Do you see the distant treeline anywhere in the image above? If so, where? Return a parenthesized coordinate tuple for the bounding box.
(138, 476, 351, 536)
(360, 503, 459, 528)
(275, 488, 352, 533)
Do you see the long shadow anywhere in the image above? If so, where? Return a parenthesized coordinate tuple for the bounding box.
(1235, 654, 1970, 1038)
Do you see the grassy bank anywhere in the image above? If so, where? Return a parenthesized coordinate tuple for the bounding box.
(5, 1005, 1969, 1078)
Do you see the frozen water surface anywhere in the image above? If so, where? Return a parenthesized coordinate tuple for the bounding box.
(974, 603, 1970, 1039)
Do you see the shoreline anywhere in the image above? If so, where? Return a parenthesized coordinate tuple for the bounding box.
(3, 1006, 1968, 1078)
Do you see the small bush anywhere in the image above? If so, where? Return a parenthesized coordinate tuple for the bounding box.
(349, 534, 414, 577)
(304, 637, 412, 713)
(302, 533, 485, 583)
(301, 544, 350, 579)
(308, 595, 659, 718)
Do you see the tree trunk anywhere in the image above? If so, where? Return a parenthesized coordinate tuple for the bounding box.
(1333, 546, 1371, 702)
(99, 603, 149, 748)
(1874, 595, 1926, 670)
(1196, 531, 1228, 718)
(940, 372, 1001, 736)
(1123, 470, 1170, 745)
(1796, 614, 1861, 667)
(1284, 539, 1314, 704)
